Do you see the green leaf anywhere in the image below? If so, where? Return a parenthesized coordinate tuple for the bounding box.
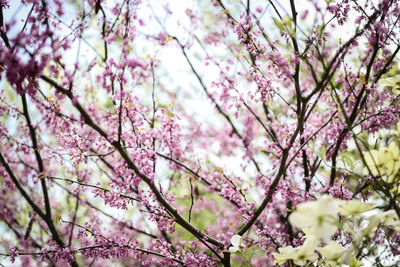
(4, 82, 15, 103)
(349, 255, 363, 267)
(317, 145, 326, 158)
(273, 18, 285, 32)
(342, 152, 355, 170)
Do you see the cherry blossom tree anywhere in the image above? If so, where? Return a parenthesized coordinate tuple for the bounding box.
(1, 0, 400, 266)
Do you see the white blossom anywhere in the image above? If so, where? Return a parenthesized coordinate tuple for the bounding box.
(228, 235, 242, 253)
(289, 195, 340, 242)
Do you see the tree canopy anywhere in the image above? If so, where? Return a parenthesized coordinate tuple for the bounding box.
(1, 0, 400, 266)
